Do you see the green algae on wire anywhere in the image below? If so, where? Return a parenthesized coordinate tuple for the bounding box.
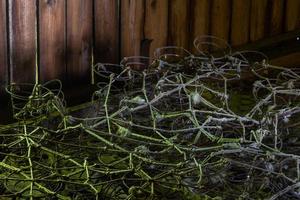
(0, 36, 300, 199)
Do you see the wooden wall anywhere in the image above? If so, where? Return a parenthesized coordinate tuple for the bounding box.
(0, 0, 300, 94)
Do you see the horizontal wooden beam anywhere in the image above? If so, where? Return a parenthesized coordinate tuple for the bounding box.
(233, 29, 300, 60)
(270, 52, 300, 67)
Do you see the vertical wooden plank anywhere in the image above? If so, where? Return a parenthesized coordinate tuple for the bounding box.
(39, 0, 66, 82)
(231, 0, 251, 46)
(144, 0, 168, 57)
(66, 0, 92, 84)
(210, 0, 231, 47)
(121, 0, 145, 58)
(0, 0, 9, 123)
(190, 0, 210, 52)
(94, 0, 119, 63)
(269, 0, 284, 36)
(0, 0, 8, 92)
(250, 0, 268, 42)
(168, 0, 189, 48)
(9, 0, 36, 83)
(285, 0, 300, 31)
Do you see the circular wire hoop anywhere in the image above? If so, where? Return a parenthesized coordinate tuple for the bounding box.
(120, 56, 153, 71)
(193, 35, 232, 57)
(5, 79, 64, 119)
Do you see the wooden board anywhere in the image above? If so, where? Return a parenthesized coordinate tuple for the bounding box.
(233, 30, 300, 60)
(94, 0, 120, 63)
(269, 0, 284, 36)
(0, 0, 10, 123)
(66, 0, 92, 84)
(121, 0, 145, 58)
(168, 0, 189, 49)
(285, 0, 300, 31)
(0, 0, 8, 93)
(210, 0, 231, 47)
(250, 0, 268, 42)
(9, 0, 36, 84)
(231, 0, 251, 46)
(144, 0, 168, 57)
(190, 0, 210, 53)
(270, 52, 300, 68)
(39, 0, 66, 82)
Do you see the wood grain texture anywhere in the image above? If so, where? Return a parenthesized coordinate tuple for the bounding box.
(9, 0, 36, 84)
(269, 52, 300, 68)
(67, 0, 92, 84)
(190, 0, 210, 52)
(94, 0, 119, 63)
(168, 0, 189, 48)
(121, 0, 145, 58)
(0, 0, 8, 92)
(0, 0, 10, 123)
(39, 0, 66, 82)
(285, 0, 300, 31)
(231, 0, 251, 46)
(270, 52, 300, 67)
(210, 0, 231, 46)
(269, 0, 284, 36)
(250, 0, 268, 41)
(144, 0, 168, 57)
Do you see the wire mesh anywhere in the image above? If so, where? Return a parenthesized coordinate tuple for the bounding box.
(1, 37, 300, 199)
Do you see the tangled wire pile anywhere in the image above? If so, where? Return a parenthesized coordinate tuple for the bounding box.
(1, 36, 300, 199)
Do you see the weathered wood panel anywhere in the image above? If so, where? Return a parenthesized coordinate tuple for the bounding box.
(190, 0, 210, 52)
(270, 52, 300, 68)
(250, 0, 268, 41)
(168, 0, 190, 49)
(0, 0, 10, 123)
(285, 0, 300, 31)
(231, 0, 251, 46)
(210, 0, 231, 47)
(269, 0, 284, 36)
(94, 0, 119, 63)
(39, 0, 66, 82)
(2, 0, 300, 90)
(121, 0, 145, 58)
(144, 0, 168, 57)
(0, 0, 8, 93)
(9, 0, 36, 84)
(67, 0, 92, 84)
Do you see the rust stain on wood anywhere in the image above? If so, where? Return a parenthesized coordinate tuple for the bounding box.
(231, 0, 251, 46)
(168, 0, 190, 49)
(144, 0, 168, 57)
(94, 0, 120, 63)
(190, 0, 210, 52)
(67, 0, 92, 84)
(285, 0, 300, 31)
(269, 0, 284, 36)
(250, 0, 268, 42)
(39, 0, 66, 82)
(9, 0, 36, 84)
(0, 0, 8, 93)
(121, 0, 145, 57)
(210, 0, 231, 48)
